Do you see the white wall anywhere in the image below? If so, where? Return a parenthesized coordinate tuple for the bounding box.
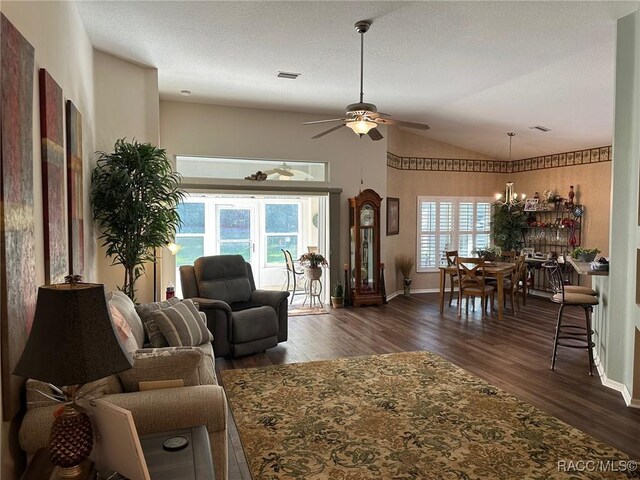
(159, 100, 388, 290)
(0, 2, 96, 478)
(606, 8, 640, 403)
(93, 50, 160, 304)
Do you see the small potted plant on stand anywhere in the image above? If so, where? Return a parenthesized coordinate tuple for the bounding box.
(299, 252, 328, 280)
(331, 282, 344, 308)
(396, 254, 415, 297)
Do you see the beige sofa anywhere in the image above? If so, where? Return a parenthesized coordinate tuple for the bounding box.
(19, 291, 228, 480)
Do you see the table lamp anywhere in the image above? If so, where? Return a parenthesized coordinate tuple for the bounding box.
(14, 280, 133, 479)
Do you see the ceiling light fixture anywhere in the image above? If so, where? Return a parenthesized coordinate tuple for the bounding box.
(346, 119, 377, 135)
(495, 133, 526, 209)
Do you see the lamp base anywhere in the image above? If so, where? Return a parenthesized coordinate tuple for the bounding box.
(49, 404, 93, 479)
(53, 459, 94, 480)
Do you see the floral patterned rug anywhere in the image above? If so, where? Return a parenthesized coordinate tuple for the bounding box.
(222, 351, 638, 479)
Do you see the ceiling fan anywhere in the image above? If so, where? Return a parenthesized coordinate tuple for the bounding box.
(303, 20, 430, 141)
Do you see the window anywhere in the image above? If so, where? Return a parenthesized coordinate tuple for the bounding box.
(417, 197, 492, 271)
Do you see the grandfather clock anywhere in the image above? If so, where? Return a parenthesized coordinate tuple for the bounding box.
(348, 189, 383, 306)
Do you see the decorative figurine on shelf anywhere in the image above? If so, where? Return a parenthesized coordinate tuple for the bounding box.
(566, 185, 575, 209)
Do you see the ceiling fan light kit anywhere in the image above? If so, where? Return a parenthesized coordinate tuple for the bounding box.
(303, 20, 429, 141)
(346, 119, 377, 135)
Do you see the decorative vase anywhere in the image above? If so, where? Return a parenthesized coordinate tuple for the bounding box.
(403, 278, 412, 297)
(304, 267, 322, 280)
(567, 185, 575, 208)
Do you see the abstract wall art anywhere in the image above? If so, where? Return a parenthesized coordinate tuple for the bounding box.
(0, 13, 37, 420)
(39, 69, 68, 285)
(66, 100, 84, 277)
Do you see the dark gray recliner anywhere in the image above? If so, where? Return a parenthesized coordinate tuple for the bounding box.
(180, 255, 289, 358)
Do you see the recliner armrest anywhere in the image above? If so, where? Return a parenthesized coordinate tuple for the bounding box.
(190, 297, 232, 314)
(250, 290, 289, 309)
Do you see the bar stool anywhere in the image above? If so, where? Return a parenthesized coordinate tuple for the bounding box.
(543, 261, 598, 375)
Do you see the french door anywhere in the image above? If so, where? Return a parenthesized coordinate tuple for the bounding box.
(215, 205, 259, 283)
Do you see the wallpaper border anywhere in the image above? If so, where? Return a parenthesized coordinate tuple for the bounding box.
(387, 146, 612, 174)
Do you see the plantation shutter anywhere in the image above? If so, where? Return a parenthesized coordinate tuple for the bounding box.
(417, 197, 493, 272)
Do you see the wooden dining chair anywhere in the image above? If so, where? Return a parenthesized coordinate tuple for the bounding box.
(445, 250, 459, 306)
(501, 250, 517, 263)
(456, 257, 495, 318)
(501, 254, 527, 313)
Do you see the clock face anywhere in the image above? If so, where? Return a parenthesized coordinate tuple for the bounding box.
(360, 204, 374, 226)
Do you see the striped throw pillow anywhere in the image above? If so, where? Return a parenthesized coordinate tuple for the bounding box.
(150, 299, 213, 347)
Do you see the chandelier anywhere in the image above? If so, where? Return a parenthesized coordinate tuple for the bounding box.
(494, 133, 525, 209)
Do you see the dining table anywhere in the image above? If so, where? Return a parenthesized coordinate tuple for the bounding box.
(439, 261, 516, 321)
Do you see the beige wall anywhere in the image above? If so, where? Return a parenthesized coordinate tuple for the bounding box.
(386, 129, 506, 293)
(0, 2, 96, 478)
(159, 100, 388, 292)
(93, 50, 160, 304)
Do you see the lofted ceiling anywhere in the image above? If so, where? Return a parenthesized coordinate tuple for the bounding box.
(76, 1, 639, 160)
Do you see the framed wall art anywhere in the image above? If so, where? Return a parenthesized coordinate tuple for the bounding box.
(387, 197, 399, 236)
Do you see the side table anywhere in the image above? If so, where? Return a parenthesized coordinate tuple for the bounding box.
(20, 425, 214, 480)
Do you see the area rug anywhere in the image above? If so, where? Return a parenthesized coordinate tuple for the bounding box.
(222, 351, 637, 480)
(288, 306, 328, 316)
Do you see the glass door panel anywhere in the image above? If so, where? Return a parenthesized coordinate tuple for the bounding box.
(216, 207, 257, 277)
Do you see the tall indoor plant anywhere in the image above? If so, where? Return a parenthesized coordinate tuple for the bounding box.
(91, 139, 185, 301)
(492, 204, 528, 252)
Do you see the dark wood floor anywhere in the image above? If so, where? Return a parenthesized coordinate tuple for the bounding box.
(215, 293, 640, 480)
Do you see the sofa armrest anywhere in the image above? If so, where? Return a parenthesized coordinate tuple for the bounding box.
(104, 385, 227, 434)
(19, 385, 227, 454)
(250, 289, 289, 309)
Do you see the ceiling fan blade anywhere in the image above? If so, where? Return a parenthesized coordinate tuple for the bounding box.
(367, 128, 384, 141)
(274, 168, 294, 176)
(311, 124, 346, 139)
(369, 112, 391, 119)
(303, 118, 347, 125)
(375, 117, 430, 130)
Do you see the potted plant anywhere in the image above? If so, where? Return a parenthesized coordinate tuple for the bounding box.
(91, 139, 185, 301)
(474, 245, 503, 262)
(331, 281, 344, 308)
(395, 254, 415, 297)
(572, 247, 600, 263)
(492, 203, 528, 251)
(299, 252, 328, 280)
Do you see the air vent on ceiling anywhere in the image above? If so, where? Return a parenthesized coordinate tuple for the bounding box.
(529, 125, 551, 132)
(277, 71, 301, 79)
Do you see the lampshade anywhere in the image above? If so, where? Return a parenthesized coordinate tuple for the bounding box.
(346, 119, 376, 135)
(14, 283, 133, 386)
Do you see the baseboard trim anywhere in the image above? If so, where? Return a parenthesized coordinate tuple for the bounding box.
(593, 351, 639, 408)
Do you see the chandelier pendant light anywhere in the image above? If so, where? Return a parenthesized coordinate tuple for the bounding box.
(495, 133, 526, 210)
